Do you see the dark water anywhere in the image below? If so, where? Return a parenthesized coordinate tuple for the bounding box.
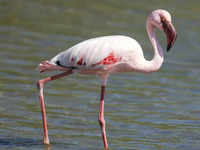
(0, 0, 200, 150)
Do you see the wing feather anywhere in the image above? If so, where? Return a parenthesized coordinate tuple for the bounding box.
(50, 35, 143, 69)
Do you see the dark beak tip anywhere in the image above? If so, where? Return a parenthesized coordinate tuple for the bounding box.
(167, 44, 171, 52)
(167, 33, 177, 52)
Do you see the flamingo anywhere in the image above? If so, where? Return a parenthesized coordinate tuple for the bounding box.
(37, 9, 177, 150)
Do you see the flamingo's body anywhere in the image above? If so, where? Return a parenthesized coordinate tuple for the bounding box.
(41, 35, 145, 74)
(37, 9, 177, 150)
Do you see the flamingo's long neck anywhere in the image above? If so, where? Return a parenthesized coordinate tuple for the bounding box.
(140, 19, 164, 73)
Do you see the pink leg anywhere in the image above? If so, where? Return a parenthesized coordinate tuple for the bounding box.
(98, 85, 109, 150)
(37, 70, 73, 145)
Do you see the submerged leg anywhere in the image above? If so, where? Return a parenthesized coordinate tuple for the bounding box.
(98, 85, 109, 150)
(37, 70, 73, 144)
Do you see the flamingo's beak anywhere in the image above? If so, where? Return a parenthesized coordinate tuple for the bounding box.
(161, 18, 177, 52)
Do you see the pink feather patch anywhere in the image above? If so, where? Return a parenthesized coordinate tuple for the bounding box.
(92, 52, 121, 67)
(77, 58, 83, 65)
(77, 58, 86, 65)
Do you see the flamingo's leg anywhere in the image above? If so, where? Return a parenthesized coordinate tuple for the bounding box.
(98, 85, 109, 150)
(37, 70, 73, 145)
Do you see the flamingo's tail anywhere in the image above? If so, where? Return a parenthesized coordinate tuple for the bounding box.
(38, 60, 71, 73)
(37, 61, 58, 73)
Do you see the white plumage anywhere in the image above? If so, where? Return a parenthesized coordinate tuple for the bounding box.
(50, 35, 143, 71)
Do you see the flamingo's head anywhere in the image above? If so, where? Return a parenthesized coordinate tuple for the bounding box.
(148, 9, 177, 52)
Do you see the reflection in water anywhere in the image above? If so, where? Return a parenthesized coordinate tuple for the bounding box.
(1, 0, 200, 150)
(44, 145, 51, 150)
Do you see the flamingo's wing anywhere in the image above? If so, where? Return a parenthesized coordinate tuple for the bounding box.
(50, 35, 143, 70)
